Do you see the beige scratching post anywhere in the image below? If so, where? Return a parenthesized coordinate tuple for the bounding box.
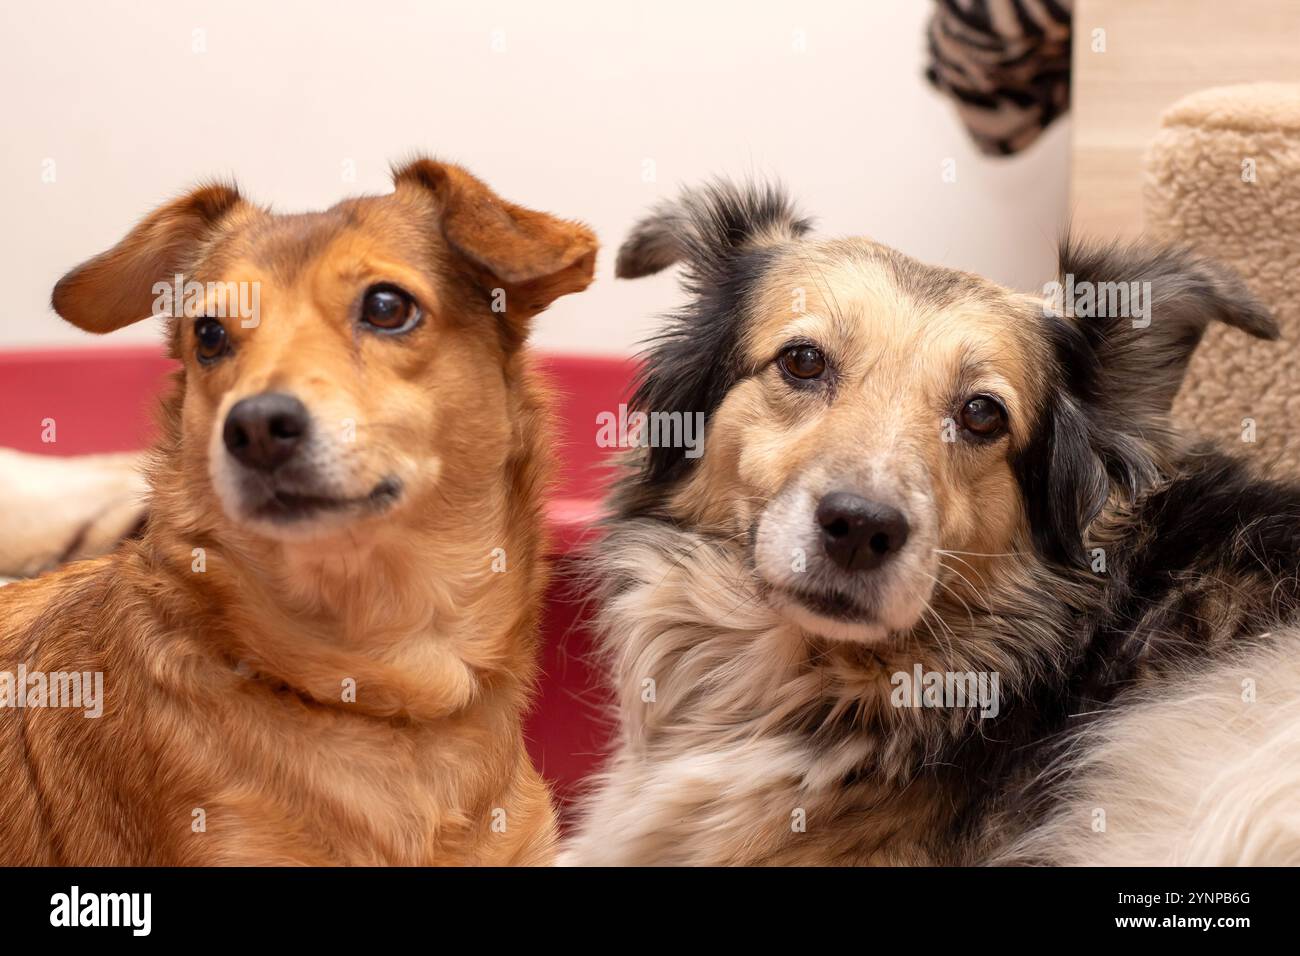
(1145, 83, 1300, 475)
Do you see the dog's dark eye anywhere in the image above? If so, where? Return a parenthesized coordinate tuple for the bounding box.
(960, 396, 1008, 438)
(361, 285, 421, 333)
(778, 344, 827, 381)
(195, 318, 228, 364)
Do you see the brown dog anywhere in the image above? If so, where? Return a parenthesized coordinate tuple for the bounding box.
(0, 159, 596, 864)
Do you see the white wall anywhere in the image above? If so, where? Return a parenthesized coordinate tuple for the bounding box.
(0, 0, 1069, 356)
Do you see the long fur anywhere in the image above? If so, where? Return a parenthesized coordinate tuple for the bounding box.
(563, 180, 1299, 866)
(996, 630, 1300, 865)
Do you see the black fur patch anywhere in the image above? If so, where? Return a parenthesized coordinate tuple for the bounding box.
(616, 182, 812, 507)
(948, 446, 1300, 859)
(1015, 239, 1277, 567)
(630, 247, 776, 491)
(1014, 316, 1107, 567)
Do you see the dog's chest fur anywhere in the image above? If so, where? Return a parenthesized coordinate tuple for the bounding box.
(153, 659, 534, 865)
(0, 554, 553, 866)
(564, 452, 1300, 865)
(562, 524, 996, 866)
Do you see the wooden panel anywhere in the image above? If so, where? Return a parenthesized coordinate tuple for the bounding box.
(1070, 0, 1300, 238)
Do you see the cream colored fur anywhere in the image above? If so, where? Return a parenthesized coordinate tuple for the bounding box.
(999, 629, 1300, 866)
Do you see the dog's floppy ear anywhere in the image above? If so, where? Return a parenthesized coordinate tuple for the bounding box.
(1052, 237, 1277, 418)
(1018, 239, 1278, 567)
(392, 158, 596, 322)
(616, 180, 813, 497)
(52, 184, 245, 334)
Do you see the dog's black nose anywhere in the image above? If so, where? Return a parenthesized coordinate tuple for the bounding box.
(816, 492, 910, 572)
(222, 393, 310, 472)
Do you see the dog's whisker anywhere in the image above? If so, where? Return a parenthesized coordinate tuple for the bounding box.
(934, 560, 993, 613)
(932, 548, 1018, 558)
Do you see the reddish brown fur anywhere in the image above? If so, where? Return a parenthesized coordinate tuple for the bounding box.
(0, 159, 595, 864)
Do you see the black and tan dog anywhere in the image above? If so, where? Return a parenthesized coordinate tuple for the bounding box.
(563, 181, 1300, 865)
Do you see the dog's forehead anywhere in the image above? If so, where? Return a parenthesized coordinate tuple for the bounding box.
(203, 195, 436, 283)
(747, 239, 1035, 367)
